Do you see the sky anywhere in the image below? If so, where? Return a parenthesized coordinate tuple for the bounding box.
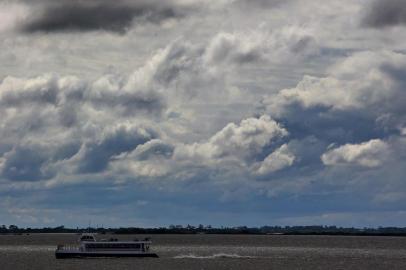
(0, 0, 406, 228)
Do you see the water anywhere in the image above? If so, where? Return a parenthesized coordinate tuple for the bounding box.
(1, 234, 406, 269)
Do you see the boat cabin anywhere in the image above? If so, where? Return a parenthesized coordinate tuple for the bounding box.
(56, 233, 157, 258)
(84, 242, 148, 251)
(79, 234, 96, 242)
(77, 233, 151, 252)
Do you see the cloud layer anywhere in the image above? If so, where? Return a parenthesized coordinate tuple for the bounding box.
(0, 0, 405, 227)
(322, 139, 390, 168)
(363, 0, 406, 28)
(18, 0, 185, 33)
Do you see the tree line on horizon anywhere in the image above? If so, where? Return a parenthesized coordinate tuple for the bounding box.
(1, 224, 406, 236)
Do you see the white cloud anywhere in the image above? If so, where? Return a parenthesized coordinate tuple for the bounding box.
(264, 50, 406, 135)
(175, 115, 288, 162)
(0, 68, 167, 183)
(204, 32, 263, 65)
(256, 144, 295, 175)
(112, 115, 293, 181)
(110, 139, 174, 178)
(321, 139, 390, 168)
(204, 27, 319, 67)
(0, 2, 29, 33)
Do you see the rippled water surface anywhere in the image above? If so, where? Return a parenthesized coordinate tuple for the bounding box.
(0, 234, 405, 269)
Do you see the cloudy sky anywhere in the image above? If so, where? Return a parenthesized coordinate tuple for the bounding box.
(0, 0, 406, 228)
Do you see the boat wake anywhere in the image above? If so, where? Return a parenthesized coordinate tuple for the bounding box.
(174, 253, 256, 259)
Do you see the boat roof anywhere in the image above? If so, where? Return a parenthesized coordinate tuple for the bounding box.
(84, 241, 152, 244)
(79, 233, 152, 244)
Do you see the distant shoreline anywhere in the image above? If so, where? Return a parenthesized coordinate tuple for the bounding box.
(1, 233, 406, 237)
(1, 225, 406, 237)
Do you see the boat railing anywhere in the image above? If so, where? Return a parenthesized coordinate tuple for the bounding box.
(56, 244, 80, 251)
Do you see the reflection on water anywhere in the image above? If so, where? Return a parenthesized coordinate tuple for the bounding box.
(0, 245, 55, 252)
(173, 253, 257, 259)
(3, 244, 405, 258)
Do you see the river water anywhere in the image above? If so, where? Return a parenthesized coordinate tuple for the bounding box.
(0, 234, 405, 269)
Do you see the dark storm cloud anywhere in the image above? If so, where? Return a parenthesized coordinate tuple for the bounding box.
(1, 145, 52, 181)
(362, 0, 406, 28)
(0, 141, 83, 182)
(0, 76, 59, 107)
(0, 74, 167, 118)
(88, 90, 166, 117)
(233, 0, 290, 9)
(132, 140, 174, 161)
(20, 1, 183, 33)
(52, 142, 82, 162)
(0, 72, 168, 182)
(275, 106, 387, 145)
(77, 125, 158, 173)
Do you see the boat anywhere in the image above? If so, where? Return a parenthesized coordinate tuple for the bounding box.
(55, 233, 159, 258)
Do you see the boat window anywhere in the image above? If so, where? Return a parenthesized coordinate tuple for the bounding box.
(80, 235, 95, 241)
(85, 243, 142, 249)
